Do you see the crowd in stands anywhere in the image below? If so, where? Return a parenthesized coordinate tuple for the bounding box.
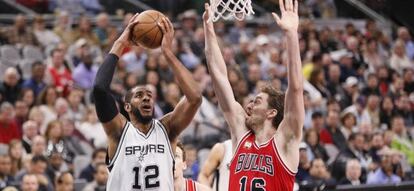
(0, 1, 414, 190)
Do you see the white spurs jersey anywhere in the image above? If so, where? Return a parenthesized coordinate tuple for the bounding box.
(213, 140, 232, 191)
(106, 119, 174, 191)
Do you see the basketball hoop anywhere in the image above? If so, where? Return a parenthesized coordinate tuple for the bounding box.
(209, 0, 255, 22)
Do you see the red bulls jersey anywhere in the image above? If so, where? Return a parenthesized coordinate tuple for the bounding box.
(186, 179, 197, 191)
(229, 131, 296, 191)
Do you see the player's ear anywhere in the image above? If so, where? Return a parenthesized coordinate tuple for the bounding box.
(183, 162, 187, 170)
(267, 109, 277, 119)
(124, 103, 131, 112)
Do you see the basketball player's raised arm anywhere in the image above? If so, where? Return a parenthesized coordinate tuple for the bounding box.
(198, 142, 224, 186)
(92, 14, 138, 157)
(273, 0, 304, 148)
(203, 3, 248, 143)
(158, 18, 202, 140)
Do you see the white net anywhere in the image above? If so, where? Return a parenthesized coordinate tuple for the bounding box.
(209, 0, 255, 22)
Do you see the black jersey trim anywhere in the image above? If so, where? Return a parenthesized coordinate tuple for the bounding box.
(156, 120, 175, 161)
(107, 121, 129, 169)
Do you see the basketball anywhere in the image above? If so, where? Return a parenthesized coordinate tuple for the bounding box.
(131, 10, 166, 49)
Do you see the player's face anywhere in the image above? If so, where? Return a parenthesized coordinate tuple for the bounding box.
(174, 147, 186, 179)
(245, 93, 271, 129)
(128, 86, 155, 124)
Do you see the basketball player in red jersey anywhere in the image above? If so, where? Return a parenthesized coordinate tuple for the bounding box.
(174, 142, 212, 191)
(203, 0, 304, 190)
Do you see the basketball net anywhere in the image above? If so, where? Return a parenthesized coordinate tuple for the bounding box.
(209, 0, 255, 22)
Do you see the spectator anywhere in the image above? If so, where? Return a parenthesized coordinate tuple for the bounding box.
(361, 94, 380, 128)
(21, 120, 39, 153)
(332, 133, 371, 181)
(301, 158, 336, 190)
(79, 148, 106, 182)
(368, 132, 385, 165)
(390, 115, 414, 166)
(77, 106, 107, 148)
(47, 49, 73, 95)
(403, 68, 414, 94)
(0, 15, 39, 46)
(16, 155, 51, 191)
(46, 151, 67, 184)
(0, 67, 21, 104)
(338, 159, 363, 185)
(388, 76, 406, 98)
(22, 61, 47, 97)
(31, 135, 46, 156)
(71, 16, 99, 45)
(394, 94, 414, 126)
(363, 39, 385, 73)
(36, 86, 58, 134)
(93, 13, 117, 50)
(14, 100, 30, 128)
(296, 143, 311, 182)
(183, 144, 199, 180)
(72, 53, 98, 90)
(339, 76, 359, 109)
(121, 46, 148, 74)
(0, 154, 14, 190)
(82, 163, 107, 191)
(310, 111, 324, 132)
(66, 88, 85, 122)
(397, 27, 414, 60)
(361, 73, 380, 97)
(20, 174, 39, 191)
(33, 15, 61, 48)
(54, 171, 74, 191)
(53, 11, 73, 44)
(18, 89, 36, 108)
(61, 118, 86, 157)
(44, 120, 75, 164)
(326, 64, 344, 99)
(304, 128, 329, 162)
(340, 112, 357, 140)
(309, 67, 330, 98)
(319, 110, 347, 150)
(389, 40, 412, 75)
(0, 102, 21, 144)
(8, 140, 24, 176)
(367, 150, 402, 184)
(379, 96, 396, 129)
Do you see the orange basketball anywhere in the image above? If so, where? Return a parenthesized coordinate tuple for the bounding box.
(131, 10, 165, 49)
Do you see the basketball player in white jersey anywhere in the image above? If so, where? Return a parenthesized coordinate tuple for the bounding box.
(92, 14, 202, 191)
(175, 142, 212, 191)
(198, 140, 232, 191)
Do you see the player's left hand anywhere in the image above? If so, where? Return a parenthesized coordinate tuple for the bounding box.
(159, 17, 175, 53)
(272, 0, 299, 32)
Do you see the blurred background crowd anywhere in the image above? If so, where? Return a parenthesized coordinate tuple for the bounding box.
(0, 0, 414, 190)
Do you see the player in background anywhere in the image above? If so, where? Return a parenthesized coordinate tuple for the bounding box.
(203, 0, 304, 190)
(175, 142, 212, 191)
(92, 14, 201, 191)
(198, 140, 232, 191)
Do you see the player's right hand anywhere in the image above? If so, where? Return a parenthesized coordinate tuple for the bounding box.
(116, 13, 140, 47)
(203, 3, 212, 24)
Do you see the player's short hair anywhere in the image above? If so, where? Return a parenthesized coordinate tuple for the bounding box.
(261, 85, 285, 129)
(176, 142, 186, 162)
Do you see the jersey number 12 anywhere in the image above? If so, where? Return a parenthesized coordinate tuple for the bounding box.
(132, 165, 160, 189)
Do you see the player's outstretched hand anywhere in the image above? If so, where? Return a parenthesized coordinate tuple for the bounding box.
(159, 17, 175, 53)
(117, 13, 139, 46)
(272, 0, 299, 33)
